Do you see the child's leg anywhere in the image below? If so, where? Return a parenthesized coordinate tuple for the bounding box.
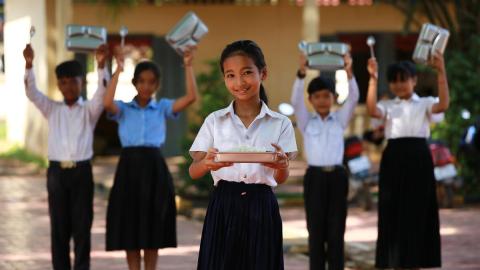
(70, 165, 94, 270)
(47, 166, 72, 270)
(126, 250, 141, 270)
(326, 168, 348, 270)
(304, 168, 328, 270)
(144, 249, 158, 270)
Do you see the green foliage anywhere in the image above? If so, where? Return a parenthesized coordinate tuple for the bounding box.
(431, 34, 480, 195)
(177, 59, 231, 199)
(0, 120, 6, 141)
(0, 146, 48, 168)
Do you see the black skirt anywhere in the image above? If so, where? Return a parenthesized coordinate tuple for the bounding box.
(197, 180, 284, 270)
(375, 138, 441, 268)
(106, 147, 177, 251)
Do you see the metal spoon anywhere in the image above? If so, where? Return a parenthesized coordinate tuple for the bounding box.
(119, 26, 128, 48)
(29, 26, 36, 44)
(367, 35, 375, 58)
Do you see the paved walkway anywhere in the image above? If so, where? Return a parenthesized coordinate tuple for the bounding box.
(0, 161, 308, 270)
(1, 157, 480, 269)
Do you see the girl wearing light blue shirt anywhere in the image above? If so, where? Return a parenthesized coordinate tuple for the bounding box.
(103, 47, 198, 270)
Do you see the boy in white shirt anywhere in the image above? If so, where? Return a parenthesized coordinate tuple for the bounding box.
(291, 54, 359, 270)
(23, 44, 109, 270)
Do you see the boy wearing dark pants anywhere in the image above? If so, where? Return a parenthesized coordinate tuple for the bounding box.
(23, 44, 109, 270)
(291, 54, 359, 270)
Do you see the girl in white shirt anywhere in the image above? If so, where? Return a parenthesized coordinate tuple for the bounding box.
(189, 40, 297, 270)
(367, 53, 449, 270)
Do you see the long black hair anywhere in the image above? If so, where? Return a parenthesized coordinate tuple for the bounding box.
(220, 40, 268, 105)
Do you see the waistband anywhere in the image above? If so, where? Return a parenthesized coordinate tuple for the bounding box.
(216, 180, 273, 193)
(49, 159, 90, 169)
(308, 165, 345, 173)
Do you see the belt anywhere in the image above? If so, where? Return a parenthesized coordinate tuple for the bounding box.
(49, 160, 90, 169)
(309, 165, 344, 173)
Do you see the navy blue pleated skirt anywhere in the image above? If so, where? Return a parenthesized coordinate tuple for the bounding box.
(106, 147, 177, 251)
(197, 180, 284, 270)
(375, 138, 441, 268)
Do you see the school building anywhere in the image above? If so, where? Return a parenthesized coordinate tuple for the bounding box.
(3, 0, 430, 157)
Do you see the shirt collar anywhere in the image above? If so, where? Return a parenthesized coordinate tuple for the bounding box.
(127, 97, 158, 109)
(394, 93, 420, 103)
(220, 101, 279, 119)
(312, 111, 335, 121)
(65, 96, 85, 107)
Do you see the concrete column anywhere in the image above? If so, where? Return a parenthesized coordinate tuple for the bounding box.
(302, 0, 319, 42)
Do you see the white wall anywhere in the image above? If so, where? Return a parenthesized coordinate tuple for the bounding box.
(4, 0, 48, 154)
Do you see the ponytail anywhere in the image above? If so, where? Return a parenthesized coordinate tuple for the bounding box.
(259, 84, 268, 105)
(220, 40, 269, 105)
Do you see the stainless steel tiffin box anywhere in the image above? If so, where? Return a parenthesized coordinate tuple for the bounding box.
(66, 24, 107, 52)
(215, 152, 278, 163)
(413, 23, 449, 64)
(165, 12, 208, 55)
(299, 41, 349, 71)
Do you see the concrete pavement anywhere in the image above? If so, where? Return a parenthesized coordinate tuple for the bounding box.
(1, 157, 480, 269)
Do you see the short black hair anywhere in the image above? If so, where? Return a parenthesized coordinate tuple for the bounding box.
(55, 60, 83, 78)
(307, 76, 335, 95)
(387, 61, 417, 82)
(132, 61, 161, 85)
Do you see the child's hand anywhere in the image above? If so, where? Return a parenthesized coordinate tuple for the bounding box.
(262, 143, 289, 170)
(23, 44, 34, 69)
(183, 45, 197, 67)
(344, 53, 353, 79)
(95, 44, 108, 69)
(367, 57, 378, 79)
(203, 148, 233, 171)
(430, 50, 446, 74)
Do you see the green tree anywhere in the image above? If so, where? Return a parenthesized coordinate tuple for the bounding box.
(176, 60, 231, 199)
(378, 0, 480, 195)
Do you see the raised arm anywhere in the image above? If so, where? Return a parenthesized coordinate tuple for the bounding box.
(366, 57, 383, 119)
(88, 44, 109, 120)
(172, 46, 198, 113)
(430, 51, 450, 114)
(103, 50, 124, 115)
(23, 44, 53, 117)
(336, 53, 360, 127)
(291, 54, 310, 132)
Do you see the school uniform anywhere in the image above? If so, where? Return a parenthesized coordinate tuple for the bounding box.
(375, 93, 441, 269)
(190, 101, 297, 270)
(291, 76, 359, 270)
(106, 98, 178, 251)
(24, 67, 109, 270)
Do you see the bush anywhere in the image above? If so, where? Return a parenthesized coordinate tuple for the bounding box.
(431, 34, 480, 197)
(176, 60, 231, 199)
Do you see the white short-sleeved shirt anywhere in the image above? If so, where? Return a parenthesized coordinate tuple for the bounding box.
(377, 93, 437, 139)
(189, 101, 298, 187)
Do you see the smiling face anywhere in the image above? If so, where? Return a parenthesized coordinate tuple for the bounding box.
(222, 54, 266, 103)
(57, 76, 82, 104)
(389, 74, 416, 99)
(133, 69, 159, 101)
